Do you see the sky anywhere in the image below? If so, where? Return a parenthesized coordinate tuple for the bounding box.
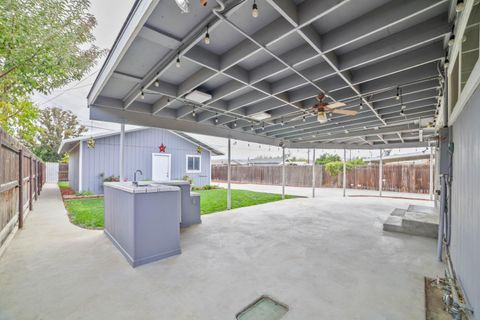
(31, 0, 424, 160)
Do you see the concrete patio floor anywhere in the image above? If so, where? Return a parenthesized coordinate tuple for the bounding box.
(0, 184, 442, 320)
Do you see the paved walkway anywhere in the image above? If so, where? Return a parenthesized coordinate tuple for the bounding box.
(0, 184, 442, 319)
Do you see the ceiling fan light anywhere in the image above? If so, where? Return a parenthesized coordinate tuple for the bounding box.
(317, 111, 328, 124)
(175, 0, 190, 13)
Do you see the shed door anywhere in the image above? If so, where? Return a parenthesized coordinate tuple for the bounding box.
(152, 153, 171, 182)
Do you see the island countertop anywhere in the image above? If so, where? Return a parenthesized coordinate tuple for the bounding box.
(103, 182, 179, 194)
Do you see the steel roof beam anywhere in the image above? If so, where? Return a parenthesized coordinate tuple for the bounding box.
(320, 0, 449, 53)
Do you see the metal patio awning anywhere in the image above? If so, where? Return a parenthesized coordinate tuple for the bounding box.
(88, 0, 452, 149)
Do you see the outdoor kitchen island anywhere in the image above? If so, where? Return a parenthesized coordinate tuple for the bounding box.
(103, 182, 181, 267)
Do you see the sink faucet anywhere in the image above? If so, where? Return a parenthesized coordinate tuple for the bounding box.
(133, 170, 143, 186)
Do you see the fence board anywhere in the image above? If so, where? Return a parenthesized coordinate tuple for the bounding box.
(212, 164, 431, 194)
(0, 127, 45, 250)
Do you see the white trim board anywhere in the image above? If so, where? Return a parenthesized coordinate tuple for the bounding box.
(449, 59, 480, 125)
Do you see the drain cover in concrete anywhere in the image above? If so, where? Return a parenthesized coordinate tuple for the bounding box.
(236, 296, 288, 320)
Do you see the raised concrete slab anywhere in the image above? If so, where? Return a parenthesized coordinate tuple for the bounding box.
(407, 205, 436, 215)
(383, 215, 403, 233)
(383, 205, 438, 239)
(0, 184, 443, 320)
(391, 208, 407, 217)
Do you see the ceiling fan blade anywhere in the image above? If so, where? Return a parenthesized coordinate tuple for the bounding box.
(327, 101, 346, 109)
(333, 109, 358, 116)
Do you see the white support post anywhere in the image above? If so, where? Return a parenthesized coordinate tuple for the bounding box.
(282, 146, 286, 200)
(429, 147, 434, 200)
(78, 140, 83, 192)
(343, 148, 346, 197)
(119, 123, 125, 182)
(227, 137, 231, 210)
(312, 148, 316, 198)
(379, 150, 383, 197)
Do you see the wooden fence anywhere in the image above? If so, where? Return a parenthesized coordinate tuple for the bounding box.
(59, 163, 68, 181)
(0, 127, 45, 252)
(212, 164, 431, 194)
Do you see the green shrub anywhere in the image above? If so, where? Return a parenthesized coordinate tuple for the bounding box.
(75, 191, 94, 196)
(192, 185, 222, 191)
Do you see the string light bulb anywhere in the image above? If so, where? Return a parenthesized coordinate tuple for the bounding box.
(233, 119, 237, 127)
(214, 113, 219, 124)
(140, 89, 145, 100)
(204, 25, 210, 44)
(396, 86, 400, 100)
(359, 98, 363, 110)
(252, 0, 258, 18)
(155, 79, 159, 87)
(176, 52, 181, 68)
(192, 107, 196, 117)
(448, 34, 455, 47)
(455, 0, 465, 12)
(281, 119, 284, 126)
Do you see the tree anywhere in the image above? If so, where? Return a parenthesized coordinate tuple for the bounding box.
(34, 107, 87, 161)
(315, 153, 341, 165)
(0, 0, 105, 98)
(0, 99, 39, 146)
(0, 0, 104, 143)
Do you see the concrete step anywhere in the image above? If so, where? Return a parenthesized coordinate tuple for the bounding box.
(402, 211, 438, 239)
(391, 208, 406, 217)
(383, 215, 403, 233)
(407, 205, 436, 215)
(383, 206, 438, 239)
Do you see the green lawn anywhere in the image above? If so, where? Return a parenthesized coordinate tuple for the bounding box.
(64, 198, 104, 229)
(62, 189, 298, 229)
(198, 189, 298, 214)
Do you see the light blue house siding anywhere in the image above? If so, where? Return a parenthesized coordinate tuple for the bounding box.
(450, 84, 480, 318)
(68, 146, 80, 191)
(73, 128, 211, 194)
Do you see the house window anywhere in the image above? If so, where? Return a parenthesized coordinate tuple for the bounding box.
(186, 155, 201, 173)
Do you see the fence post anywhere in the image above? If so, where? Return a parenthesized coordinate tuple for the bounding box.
(39, 161, 42, 194)
(34, 160, 38, 201)
(379, 150, 383, 197)
(282, 147, 286, 199)
(18, 149, 24, 229)
(312, 148, 316, 198)
(343, 148, 346, 197)
(29, 156, 33, 211)
(227, 137, 231, 210)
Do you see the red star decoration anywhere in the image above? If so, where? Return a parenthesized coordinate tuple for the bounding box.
(159, 143, 166, 153)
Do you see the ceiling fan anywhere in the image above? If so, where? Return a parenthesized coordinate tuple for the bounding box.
(310, 94, 358, 123)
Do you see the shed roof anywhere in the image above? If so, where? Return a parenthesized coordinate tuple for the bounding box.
(58, 127, 224, 156)
(87, 0, 451, 149)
